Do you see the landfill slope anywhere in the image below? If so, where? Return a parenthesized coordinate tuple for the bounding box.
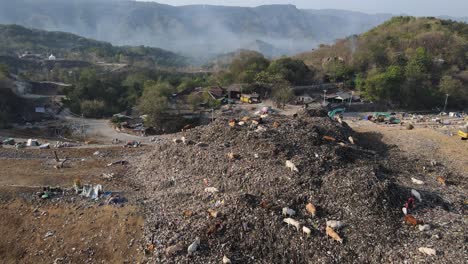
(133, 110, 466, 263)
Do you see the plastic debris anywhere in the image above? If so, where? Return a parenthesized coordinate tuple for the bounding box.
(204, 187, 219, 193)
(187, 237, 200, 254)
(436, 176, 446, 185)
(323, 136, 336, 141)
(326, 220, 344, 229)
(418, 247, 436, 256)
(306, 203, 316, 216)
(166, 243, 183, 256)
(411, 178, 424, 185)
(411, 189, 422, 202)
(283, 218, 300, 231)
(348, 136, 355, 144)
(418, 224, 431, 231)
(302, 226, 311, 237)
(39, 143, 50, 149)
(222, 255, 231, 264)
(208, 209, 219, 218)
(282, 207, 296, 216)
(404, 215, 420, 226)
(44, 231, 55, 238)
(285, 160, 299, 172)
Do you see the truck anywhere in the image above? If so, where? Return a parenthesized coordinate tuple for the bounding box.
(240, 94, 260, 104)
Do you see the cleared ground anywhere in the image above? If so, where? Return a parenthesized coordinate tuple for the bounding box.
(0, 146, 148, 263)
(349, 120, 468, 176)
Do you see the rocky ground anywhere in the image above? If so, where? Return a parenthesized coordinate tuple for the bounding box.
(132, 109, 467, 263)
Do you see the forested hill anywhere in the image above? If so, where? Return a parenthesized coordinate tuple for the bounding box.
(296, 17, 468, 109)
(0, 0, 393, 57)
(0, 24, 188, 68)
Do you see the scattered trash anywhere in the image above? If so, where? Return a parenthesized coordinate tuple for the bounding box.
(273, 121, 280, 128)
(106, 194, 127, 205)
(196, 142, 209, 148)
(222, 255, 232, 263)
(436, 176, 446, 185)
(326, 220, 344, 229)
(411, 178, 424, 185)
(183, 210, 194, 218)
(411, 189, 422, 202)
(227, 152, 240, 160)
(323, 136, 336, 141)
(285, 160, 299, 172)
(255, 126, 267, 133)
(204, 187, 219, 193)
(166, 243, 183, 256)
(187, 237, 200, 254)
(306, 203, 316, 217)
(107, 160, 128, 167)
(81, 184, 103, 200)
(102, 173, 115, 180)
(125, 141, 141, 148)
(326, 226, 343, 243)
(26, 139, 39, 147)
(418, 247, 436, 256)
(208, 209, 219, 218)
(282, 207, 296, 216)
(406, 123, 415, 130)
(2, 138, 15, 145)
(302, 226, 312, 237)
(283, 218, 300, 231)
(44, 231, 55, 238)
(348, 136, 355, 144)
(93, 151, 101, 156)
(228, 119, 236, 128)
(404, 215, 421, 226)
(418, 224, 431, 231)
(39, 143, 50, 149)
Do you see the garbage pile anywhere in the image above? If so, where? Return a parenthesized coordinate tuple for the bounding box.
(132, 110, 465, 263)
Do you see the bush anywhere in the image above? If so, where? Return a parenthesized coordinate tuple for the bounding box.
(80, 100, 106, 118)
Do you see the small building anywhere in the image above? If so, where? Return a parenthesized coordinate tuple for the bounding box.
(296, 93, 315, 104)
(48, 54, 56, 61)
(35, 106, 46, 113)
(226, 84, 245, 99)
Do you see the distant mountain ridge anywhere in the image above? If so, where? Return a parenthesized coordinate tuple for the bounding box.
(0, 24, 187, 68)
(0, 0, 394, 58)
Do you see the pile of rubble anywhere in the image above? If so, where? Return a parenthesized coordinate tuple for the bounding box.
(132, 109, 466, 263)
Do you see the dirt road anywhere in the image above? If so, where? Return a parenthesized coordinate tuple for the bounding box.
(58, 109, 147, 143)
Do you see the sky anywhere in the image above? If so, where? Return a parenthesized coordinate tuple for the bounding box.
(139, 0, 468, 17)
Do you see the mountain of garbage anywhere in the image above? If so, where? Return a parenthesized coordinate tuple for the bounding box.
(133, 109, 466, 263)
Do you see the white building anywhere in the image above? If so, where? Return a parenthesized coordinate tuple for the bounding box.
(48, 54, 56, 61)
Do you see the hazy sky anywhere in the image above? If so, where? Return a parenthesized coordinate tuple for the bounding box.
(140, 0, 468, 17)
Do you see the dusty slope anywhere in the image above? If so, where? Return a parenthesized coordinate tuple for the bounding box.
(133, 110, 466, 263)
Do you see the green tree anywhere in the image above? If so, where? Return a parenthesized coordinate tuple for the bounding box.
(438, 75, 467, 108)
(137, 81, 173, 127)
(272, 81, 294, 109)
(229, 51, 270, 83)
(80, 100, 106, 118)
(266, 58, 314, 85)
(187, 93, 203, 110)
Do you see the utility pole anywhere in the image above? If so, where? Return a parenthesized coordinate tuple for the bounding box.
(323, 89, 327, 105)
(349, 91, 354, 108)
(443, 93, 449, 113)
